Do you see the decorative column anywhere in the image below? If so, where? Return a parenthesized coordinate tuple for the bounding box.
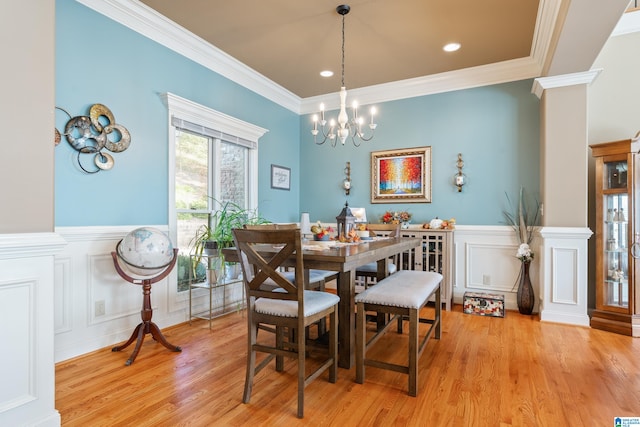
(532, 71, 598, 325)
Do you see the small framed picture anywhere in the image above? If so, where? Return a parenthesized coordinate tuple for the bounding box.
(271, 164, 291, 191)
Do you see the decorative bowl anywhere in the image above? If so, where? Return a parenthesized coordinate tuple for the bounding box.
(313, 234, 330, 241)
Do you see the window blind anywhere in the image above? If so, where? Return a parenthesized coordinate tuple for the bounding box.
(171, 116, 257, 149)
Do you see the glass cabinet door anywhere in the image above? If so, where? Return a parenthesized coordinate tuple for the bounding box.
(591, 138, 640, 337)
(604, 192, 629, 308)
(602, 159, 629, 309)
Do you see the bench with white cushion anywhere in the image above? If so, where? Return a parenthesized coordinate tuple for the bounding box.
(355, 270, 442, 396)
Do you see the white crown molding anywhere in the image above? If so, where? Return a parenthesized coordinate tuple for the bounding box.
(612, 9, 640, 36)
(300, 57, 542, 114)
(531, 69, 602, 98)
(76, 0, 562, 114)
(75, 0, 302, 113)
(529, 0, 562, 70)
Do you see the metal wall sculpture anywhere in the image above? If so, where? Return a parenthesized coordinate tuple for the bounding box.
(56, 104, 131, 174)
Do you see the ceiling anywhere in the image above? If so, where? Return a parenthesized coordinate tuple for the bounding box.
(138, 0, 541, 99)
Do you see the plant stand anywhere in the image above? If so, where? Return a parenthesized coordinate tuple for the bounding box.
(189, 253, 244, 329)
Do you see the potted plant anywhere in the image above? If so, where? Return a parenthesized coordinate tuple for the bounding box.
(189, 200, 269, 279)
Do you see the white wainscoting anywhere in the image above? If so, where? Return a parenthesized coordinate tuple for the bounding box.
(453, 225, 592, 325)
(0, 232, 66, 427)
(54, 224, 592, 364)
(453, 225, 533, 310)
(538, 227, 593, 326)
(54, 226, 244, 363)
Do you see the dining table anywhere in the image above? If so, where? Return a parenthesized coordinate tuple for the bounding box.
(222, 235, 422, 369)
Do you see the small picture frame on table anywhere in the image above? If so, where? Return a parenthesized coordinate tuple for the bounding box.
(271, 164, 291, 191)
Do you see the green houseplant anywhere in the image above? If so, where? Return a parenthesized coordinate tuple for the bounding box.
(189, 200, 269, 278)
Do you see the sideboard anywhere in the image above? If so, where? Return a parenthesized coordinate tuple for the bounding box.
(399, 228, 454, 310)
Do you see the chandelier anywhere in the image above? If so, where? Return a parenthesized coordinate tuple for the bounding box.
(311, 4, 378, 147)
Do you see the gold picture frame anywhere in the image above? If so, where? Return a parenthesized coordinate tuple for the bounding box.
(370, 146, 431, 203)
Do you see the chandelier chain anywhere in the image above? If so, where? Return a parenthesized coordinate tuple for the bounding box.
(341, 12, 345, 88)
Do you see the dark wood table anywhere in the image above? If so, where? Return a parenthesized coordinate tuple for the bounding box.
(223, 236, 421, 368)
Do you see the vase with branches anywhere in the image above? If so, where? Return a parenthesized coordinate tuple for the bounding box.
(504, 187, 540, 314)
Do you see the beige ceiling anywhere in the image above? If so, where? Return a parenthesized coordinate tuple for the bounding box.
(139, 0, 540, 99)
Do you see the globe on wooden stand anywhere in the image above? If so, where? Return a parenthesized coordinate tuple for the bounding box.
(111, 227, 182, 366)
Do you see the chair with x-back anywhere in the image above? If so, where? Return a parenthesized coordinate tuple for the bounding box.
(232, 224, 339, 418)
(355, 222, 401, 288)
(243, 224, 333, 291)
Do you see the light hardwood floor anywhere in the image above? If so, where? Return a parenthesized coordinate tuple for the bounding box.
(56, 304, 640, 426)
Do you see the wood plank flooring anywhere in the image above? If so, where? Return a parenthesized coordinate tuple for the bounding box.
(56, 305, 640, 426)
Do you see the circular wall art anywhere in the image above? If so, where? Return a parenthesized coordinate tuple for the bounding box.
(58, 103, 131, 174)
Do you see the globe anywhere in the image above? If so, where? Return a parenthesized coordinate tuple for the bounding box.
(117, 227, 174, 277)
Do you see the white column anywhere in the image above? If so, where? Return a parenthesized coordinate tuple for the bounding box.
(538, 227, 592, 326)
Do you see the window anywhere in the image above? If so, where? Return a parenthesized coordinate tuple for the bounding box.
(163, 93, 267, 292)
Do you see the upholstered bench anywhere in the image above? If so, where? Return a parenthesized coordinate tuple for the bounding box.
(355, 270, 442, 396)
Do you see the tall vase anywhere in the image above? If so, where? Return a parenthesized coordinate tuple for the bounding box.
(517, 261, 535, 315)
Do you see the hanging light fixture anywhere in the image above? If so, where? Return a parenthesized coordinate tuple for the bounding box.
(311, 4, 378, 147)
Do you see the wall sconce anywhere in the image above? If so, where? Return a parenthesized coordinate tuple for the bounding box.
(454, 153, 466, 192)
(343, 161, 352, 195)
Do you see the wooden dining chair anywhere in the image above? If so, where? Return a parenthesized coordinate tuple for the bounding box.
(355, 222, 401, 288)
(232, 225, 339, 418)
(243, 224, 333, 291)
(244, 224, 336, 336)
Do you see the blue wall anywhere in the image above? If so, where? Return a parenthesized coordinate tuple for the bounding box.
(300, 80, 540, 225)
(55, 0, 299, 226)
(56, 0, 539, 229)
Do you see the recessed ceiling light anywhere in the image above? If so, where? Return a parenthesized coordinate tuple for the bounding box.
(320, 70, 334, 77)
(443, 42, 461, 52)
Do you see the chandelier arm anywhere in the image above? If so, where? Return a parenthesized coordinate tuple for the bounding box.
(349, 119, 375, 142)
(355, 132, 375, 142)
(314, 120, 340, 146)
(314, 135, 338, 148)
(314, 135, 328, 145)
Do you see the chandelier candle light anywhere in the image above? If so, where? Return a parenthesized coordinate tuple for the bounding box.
(311, 4, 378, 147)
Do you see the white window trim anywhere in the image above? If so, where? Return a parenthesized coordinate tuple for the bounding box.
(162, 92, 268, 308)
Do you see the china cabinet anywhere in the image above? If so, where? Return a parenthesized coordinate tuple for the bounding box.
(399, 228, 454, 310)
(591, 138, 640, 337)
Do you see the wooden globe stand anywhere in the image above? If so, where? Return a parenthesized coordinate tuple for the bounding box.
(111, 248, 181, 366)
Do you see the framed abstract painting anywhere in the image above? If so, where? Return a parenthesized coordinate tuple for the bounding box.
(370, 146, 431, 203)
